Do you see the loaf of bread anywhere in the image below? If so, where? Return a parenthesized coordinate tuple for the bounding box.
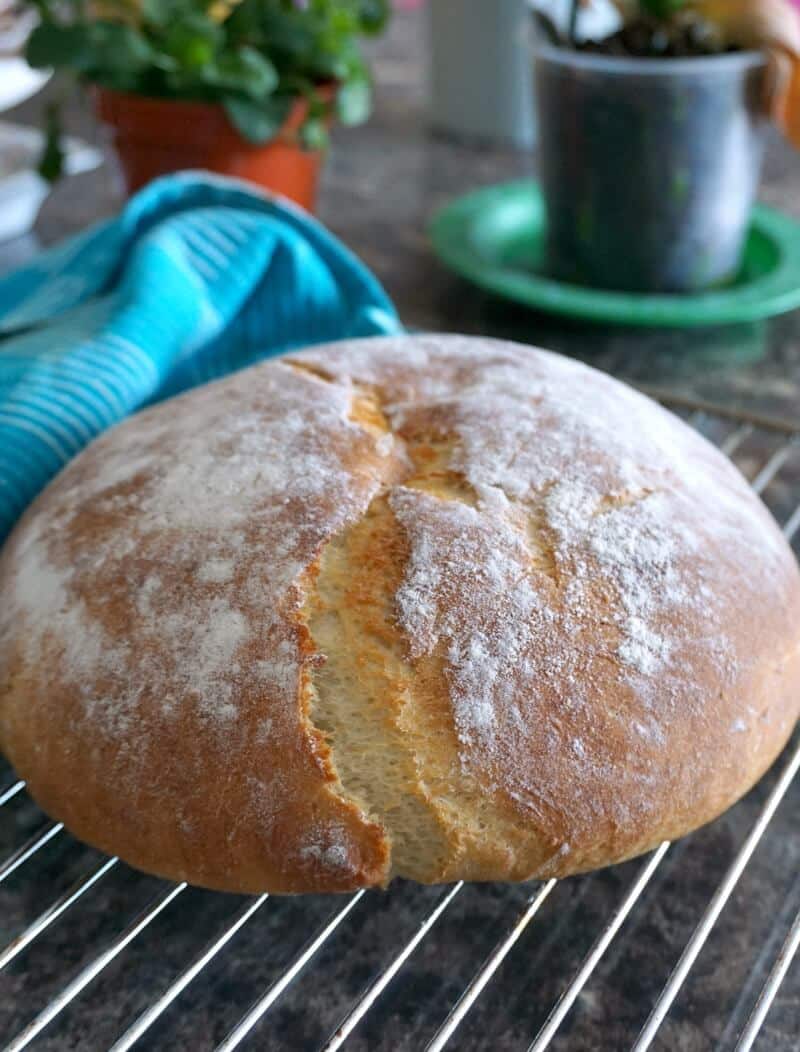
(1, 335, 799, 894)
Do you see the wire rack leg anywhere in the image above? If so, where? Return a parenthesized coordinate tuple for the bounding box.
(632, 740, 800, 1052)
(734, 906, 800, 1052)
(322, 882, 464, 1052)
(110, 894, 269, 1052)
(4, 883, 186, 1052)
(528, 843, 670, 1052)
(0, 823, 63, 885)
(425, 880, 558, 1052)
(0, 781, 25, 808)
(0, 856, 118, 972)
(215, 892, 366, 1052)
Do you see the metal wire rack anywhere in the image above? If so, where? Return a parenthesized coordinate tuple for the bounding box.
(2, 397, 800, 1051)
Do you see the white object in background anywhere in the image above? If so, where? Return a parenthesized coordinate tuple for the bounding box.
(0, 58, 51, 112)
(532, 0, 621, 42)
(0, 2, 37, 57)
(0, 122, 103, 242)
(427, 0, 536, 149)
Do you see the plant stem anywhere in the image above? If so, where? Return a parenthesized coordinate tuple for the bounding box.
(568, 0, 580, 46)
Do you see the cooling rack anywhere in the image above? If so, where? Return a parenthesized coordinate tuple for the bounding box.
(1, 396, 799, 1052)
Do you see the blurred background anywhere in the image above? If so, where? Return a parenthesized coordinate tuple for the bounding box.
(0, 0, 798, 422)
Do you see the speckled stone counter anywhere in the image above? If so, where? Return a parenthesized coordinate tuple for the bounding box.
(1, 11, 799, 1052)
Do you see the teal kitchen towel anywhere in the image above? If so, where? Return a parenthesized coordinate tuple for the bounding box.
(0, 172, 401, 544)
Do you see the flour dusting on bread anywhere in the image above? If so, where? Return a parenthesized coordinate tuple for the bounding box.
(1, 334, 798, 893)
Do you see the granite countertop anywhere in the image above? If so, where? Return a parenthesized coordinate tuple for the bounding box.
(1, 11, 799, 1052)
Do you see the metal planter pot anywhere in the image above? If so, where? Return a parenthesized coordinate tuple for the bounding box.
(534, 44, 769, 293)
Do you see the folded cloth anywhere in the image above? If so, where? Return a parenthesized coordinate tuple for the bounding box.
(0, 171, 401, 544)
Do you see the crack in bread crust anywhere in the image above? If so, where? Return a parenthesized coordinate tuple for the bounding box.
(303, 384, 563, 882)
(282, 360, 337, 385)
(302, 383, 455, 882)
(298, 369, 716, 884)
(304, 494, 454, 882)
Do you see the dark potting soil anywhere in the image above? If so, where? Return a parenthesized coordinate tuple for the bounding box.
(579, 16, 740, 59)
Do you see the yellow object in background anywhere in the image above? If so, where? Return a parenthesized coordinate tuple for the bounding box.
(690, 0, 800, 54)
(777, 56, 800, 147)
(688, 0, 800, 125)
(208, 0, 243, 23)
(613, 0, 800, 137)
(87, 0, 141, 24)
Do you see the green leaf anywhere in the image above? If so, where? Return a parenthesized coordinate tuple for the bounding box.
(358, 0, 390, 35)
(27, 20, 156, 79)
(205, 47, 278, 99)
(336, 75, 371, 126)
(26, 24, 94, 72)
(639, 0, 687, 16)
(163, 14, 223, 70)
(250, 12, 316, 61)
(140, 0, 190, 28)
(86, 23, 156, 75)
(223, 95, 291, 144)
(300, 117, 328, 151)
(38, 102, 65, 184)
(26, 0, 392, 115)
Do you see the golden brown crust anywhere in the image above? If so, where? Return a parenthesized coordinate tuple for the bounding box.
(1, 334, 799, 893)
(0, 362, 397, 894)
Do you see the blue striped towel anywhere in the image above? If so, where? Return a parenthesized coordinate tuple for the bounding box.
(0, 172, 401, 544)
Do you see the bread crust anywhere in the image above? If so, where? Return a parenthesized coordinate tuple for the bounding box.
(1, 335, 799, 893)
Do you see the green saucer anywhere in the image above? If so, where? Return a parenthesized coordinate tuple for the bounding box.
(429, 180, 800, 328)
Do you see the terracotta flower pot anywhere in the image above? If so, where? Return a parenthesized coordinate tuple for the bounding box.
(93, 87, 328, 212)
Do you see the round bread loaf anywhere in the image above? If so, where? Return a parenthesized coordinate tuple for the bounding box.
(1, 335, 799, 894)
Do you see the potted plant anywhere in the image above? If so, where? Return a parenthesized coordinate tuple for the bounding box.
(22, 0, 390, 211)
(533, 0, 800, 292)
